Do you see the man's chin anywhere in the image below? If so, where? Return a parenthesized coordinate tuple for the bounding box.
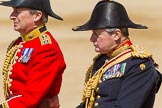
(95, 49, 101, 53)
(95, 50, 106, 54)
(13, 28, 19, 32)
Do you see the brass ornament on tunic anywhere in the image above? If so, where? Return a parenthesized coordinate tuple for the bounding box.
(140, 64, 146, 71)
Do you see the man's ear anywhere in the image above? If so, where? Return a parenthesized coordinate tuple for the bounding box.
(113, 29, 122, 41)
(34, 11, 42, 22)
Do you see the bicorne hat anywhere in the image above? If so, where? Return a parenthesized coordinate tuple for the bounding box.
(73, 0, 147, 31)
(0, 0, 63, 20)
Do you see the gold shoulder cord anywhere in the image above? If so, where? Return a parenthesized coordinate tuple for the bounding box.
(2, 39, 20, 99)
(85, 54, 101, 83)
(130, 45, 152, 58)
(82, 50, 132, 108)
(130, 45, 159, 67)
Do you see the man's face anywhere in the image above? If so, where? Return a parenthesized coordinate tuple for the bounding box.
(10, 7, 36, 34)
(90, 29, 119, 55)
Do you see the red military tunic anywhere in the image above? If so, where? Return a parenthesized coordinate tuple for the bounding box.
(1, 25, 66, 108)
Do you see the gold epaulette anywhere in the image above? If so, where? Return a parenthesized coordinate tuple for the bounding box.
(39, 34, 52, 45)
(130, 45, 152, 58)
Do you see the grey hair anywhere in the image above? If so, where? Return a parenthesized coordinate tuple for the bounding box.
(28, 9, 48, 23)
(105, 28, 129, 36)
(41, 13, 48, 23)
(105, 28, 117, 34)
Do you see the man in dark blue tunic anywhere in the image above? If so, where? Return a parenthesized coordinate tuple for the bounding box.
(72, 0, 162, 108)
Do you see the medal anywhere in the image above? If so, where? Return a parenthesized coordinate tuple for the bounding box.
(21, 48, 34, 63)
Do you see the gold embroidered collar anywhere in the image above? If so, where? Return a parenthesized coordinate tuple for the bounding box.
(22, 25, 47, 42)
(110, 39, 132, 57)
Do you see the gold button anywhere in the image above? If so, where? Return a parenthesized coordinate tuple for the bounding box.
(99, 80, 102, 83)
(96, 88, 99, 92)
(140, 63, 146, 70)
(9, 71, 12, 75)
(10, 91, 13, 95)
(15, 56, 19, 60)
(8, 83, 12, 87)
(28, 34, 34, 39)
(96, 95, 101, 99)
(94, 103, 98, 106)
(9, 79, 13, 82)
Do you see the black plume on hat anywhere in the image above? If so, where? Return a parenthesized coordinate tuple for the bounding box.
(0, 0, 63, 20)
(72, 0, 147, 31)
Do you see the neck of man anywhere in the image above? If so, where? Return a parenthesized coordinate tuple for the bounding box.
(108, 37, 131, 58)
(20, 21, 43, 35)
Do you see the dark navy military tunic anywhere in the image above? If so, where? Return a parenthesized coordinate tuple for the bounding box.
(77, 54, 160, 108)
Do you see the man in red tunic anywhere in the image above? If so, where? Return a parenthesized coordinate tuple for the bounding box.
(0, 0, 66, 108)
